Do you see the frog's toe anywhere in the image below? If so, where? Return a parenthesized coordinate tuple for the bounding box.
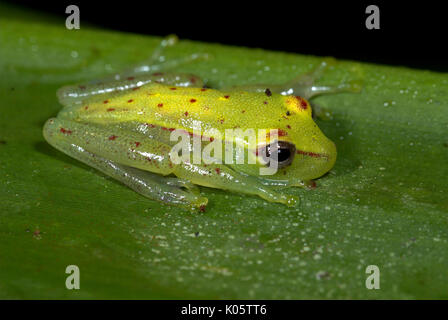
(283, 194, 299, 207)
(189, 197, 209, 213)
(165, 177, 200, 194)
(262, 190, 299, 207)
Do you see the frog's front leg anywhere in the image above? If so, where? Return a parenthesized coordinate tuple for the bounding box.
(276, 59, 362, 99)
(43, 118, 208, 211)
(228, 59, 362, 100)
(225, 59, 362, 120)
(172, 162, 298, 207)
(43, 118, 296, 209)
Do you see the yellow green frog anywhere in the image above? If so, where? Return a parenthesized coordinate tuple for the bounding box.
(43, 36, 360, 211)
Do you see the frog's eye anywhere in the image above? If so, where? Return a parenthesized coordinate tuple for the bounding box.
(262, 141, 296, 169)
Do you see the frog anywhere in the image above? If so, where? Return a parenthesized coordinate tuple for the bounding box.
(43, 35, 361, 212)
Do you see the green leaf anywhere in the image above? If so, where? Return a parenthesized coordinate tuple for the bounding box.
(1, 6, 447, 299)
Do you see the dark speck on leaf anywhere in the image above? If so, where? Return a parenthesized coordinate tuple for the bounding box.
(316, 271, 331, 280)
(0, 140, 6, 145)
(443, 142, 448, 148)
(265, 88, 272, 97)
(33, 229, 42, 239)
(194, 231, 200, 237)
(90, 46, 101, 56)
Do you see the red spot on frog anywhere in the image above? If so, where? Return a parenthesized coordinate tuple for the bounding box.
(127, 99, 134, 103)
(184, 111, 189, 116)
(215, 168, 221, 174)
(157, 103, 163, 107)
(108, 135, 118, 140)
(295, 96, 308, 110)
(190, 99, 197, 103)
(107, 108, 115, 112)
(127, 76, 135, 80)
(60, 127, 72, 135)
(134, 142, 141, 147)
(278, 129, 288, 136)
(170, 87, 177, 90)
(103, 100, 109, 104)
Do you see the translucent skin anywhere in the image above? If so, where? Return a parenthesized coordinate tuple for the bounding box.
(56, 83, 336, 182)
(43, 39, 357, 211)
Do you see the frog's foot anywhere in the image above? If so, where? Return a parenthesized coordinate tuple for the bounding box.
(305, 79, 363, 99)
(283, 58, 363, 99)
(118, 34, 211, 79)
(43, 118, 208, 212)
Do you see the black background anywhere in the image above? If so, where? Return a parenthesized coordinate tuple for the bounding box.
(3, 0, 447, 72)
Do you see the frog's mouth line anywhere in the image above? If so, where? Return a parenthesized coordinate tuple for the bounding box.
(296, 149, 329, 160)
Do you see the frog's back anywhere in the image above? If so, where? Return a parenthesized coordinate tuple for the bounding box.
(58, 83, 311, 134)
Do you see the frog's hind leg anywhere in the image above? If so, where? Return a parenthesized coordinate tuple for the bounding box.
(43, 118, 208, 211)
(58, 34, 210, 106)
(57, 72, 205, 107)
(119, 34, 211, 79)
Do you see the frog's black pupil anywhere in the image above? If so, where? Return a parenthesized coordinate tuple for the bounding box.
(277, 148, 291, 163)
(265, 145, 292, 163)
